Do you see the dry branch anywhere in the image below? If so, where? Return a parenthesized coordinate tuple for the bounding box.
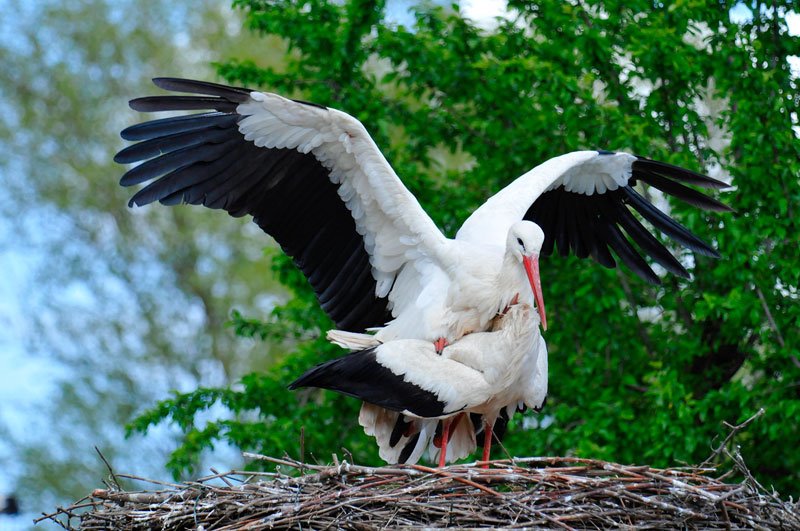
(38, 451, 799, 530)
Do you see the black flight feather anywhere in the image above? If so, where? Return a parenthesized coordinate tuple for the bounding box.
(389, 415, 411, 448)
(636, 171, 732, 212)
(152, 77, 253, 100)
(633, 157, 731, 190)
(117, 78, 391, 332)
(524, 152, 729, 282)
(611, 200, 689, 278)
(622, 187, 720, 258)
(129, 95, 239, 113)
(115, 126, 232, 164)
(597, 221, 660, 285)
(120, 112, 237, 141)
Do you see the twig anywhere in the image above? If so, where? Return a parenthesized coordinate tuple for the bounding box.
(209, 466, 235, 487)
(701, 408, 765, 467)
(94, 446, 121, 491)
(754, 283, 785, 347)
(409, 464, 502, 497)
(300, 426, 306, 475)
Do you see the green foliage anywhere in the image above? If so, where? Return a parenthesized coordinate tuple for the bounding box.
(129, 0, 800, 496)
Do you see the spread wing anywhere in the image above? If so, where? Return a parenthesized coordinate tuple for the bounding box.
(116, 78, 448, 332)
(456, 150, 731, 284)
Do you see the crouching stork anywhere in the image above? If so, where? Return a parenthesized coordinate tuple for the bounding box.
(290, 304, 547, 466)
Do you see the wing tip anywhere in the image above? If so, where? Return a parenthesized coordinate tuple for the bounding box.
(694, 245, 722, 259)
(119, 126, 137, 141)
(641, 270, 662, 285)
(128, 96, 152, 112)
(152, 76, 182, 89)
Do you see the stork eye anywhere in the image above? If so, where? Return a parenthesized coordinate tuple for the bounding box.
(516, 237, 525, 249)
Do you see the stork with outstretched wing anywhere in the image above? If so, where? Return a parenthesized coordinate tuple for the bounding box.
(117, 78, 729, 351)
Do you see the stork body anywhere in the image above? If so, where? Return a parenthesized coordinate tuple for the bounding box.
(291, 304, 547, 465)
(117, 78, 730, 348)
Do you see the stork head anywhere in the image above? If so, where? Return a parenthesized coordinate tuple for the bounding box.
(507, 221, 547, 331)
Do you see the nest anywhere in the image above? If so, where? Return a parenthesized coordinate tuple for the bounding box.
(39, 451, 799, 530)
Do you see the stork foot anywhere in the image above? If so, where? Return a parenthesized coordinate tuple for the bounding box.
(433, 337, 449, 354)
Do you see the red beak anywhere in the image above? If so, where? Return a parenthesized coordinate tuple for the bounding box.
(522, 255, 547, 331)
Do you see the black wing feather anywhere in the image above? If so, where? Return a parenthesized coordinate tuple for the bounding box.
(597, 216, 660, 284)
(122, 139, 236, 189)
(633, 157, 730, 189)
(564, 194, 588, 258)
(120, 112, 238, 141)
(609, 196, 689, 278)
(610, 200, 689, 278)
(636, 171, 731, 212)
(118, 78, 391, 332)
(524, 151, 729, 282)
(129, 95, 240, 113)
(622, 187, 720, 258)
(152, 77, 253, 100)
(554, 190, 571, 257)
(115, 126, 232, 164)
(390, 416, 411, 448)
(398, 432, 421, 464)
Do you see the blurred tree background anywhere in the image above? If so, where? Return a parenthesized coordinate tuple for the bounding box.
(1, 0, 798, 524)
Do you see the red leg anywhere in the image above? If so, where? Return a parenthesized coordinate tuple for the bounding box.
(481, 420, 493, 468)
(433, 337, 449, 354)
(438, 418, 451, 468)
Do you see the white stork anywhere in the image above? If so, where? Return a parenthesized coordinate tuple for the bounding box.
(290, 303, 546, 467)
(116, 78, 730, 353)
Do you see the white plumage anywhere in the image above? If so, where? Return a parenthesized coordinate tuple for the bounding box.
(237, 90, 551, 345)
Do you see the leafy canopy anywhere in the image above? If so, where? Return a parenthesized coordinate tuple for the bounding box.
(128, 0, 800, 496)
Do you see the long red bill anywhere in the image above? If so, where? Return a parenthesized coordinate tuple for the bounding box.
(522, 255, 547, 331)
